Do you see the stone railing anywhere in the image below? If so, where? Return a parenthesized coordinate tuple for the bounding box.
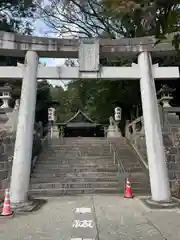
(125, 106, 180, 194)
(125, 116, 148, 167)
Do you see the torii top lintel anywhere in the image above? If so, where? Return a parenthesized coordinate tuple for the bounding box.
(0, 31, 177, 59)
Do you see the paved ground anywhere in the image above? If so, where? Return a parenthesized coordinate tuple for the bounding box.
(0, 195, 180, 239)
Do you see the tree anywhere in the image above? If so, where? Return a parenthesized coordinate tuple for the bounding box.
(50, 85, 70, 122)
(0, 1, 37, 66)
(0, 0, 36, 34)
(35, 81, 52, 126)
(37, 0, 180, 39)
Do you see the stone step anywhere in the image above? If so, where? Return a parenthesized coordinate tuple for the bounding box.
(49, 147, 111, 150)
(46, 149, 112, 157)
(117, 161, 142, 167)
(128, 175, 149, 182)
(39, 156, 141, 162)
(30, 178, 149, 189)
(36, 162, 115, 166)
(124, 167, 145, 173)
(41, 153, 113, 158)
(30, 179, 148, 190)
(30, 176, 119, 183)
(54, 144, 111, 146)
(40, 155, 114, 158)
(31, 176, 149, 182)
(44, 146, 106, 149)
(47, 148, 111, 152)
(43, 157, 114, 161)
(37, 159, 114, 164)
(35, 163, 116, 169)
(46, 146, 111, 149)
(29, 188, 120, 196)
(118, 157, 142, 163)
(33, 166, 118, 173)
(36, 162, 141, 168)
(130, 181, 150, 187)
(47, 144, 110, 146)
(30, 181, 120, 189)
(28, 187, 150, 196)
(44, 152, 112, 155)
(33, 167, 143, 175)
(33, 164, 144, 173)
(31, 171, 119, 178)
(123, 164, 143, 171)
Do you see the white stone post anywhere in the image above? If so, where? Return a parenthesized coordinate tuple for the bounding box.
(138, 51, 171, 202)
(10, 51, 39, 205)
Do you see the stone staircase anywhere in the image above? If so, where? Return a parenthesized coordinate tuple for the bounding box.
(29, 137, 150, 196)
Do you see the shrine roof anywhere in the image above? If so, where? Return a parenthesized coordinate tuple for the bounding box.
(65, 109, 94, 124)
(60, 109, 101, 128)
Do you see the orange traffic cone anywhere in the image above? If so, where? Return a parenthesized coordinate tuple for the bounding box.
(1, 189, 13, 216)
(124, 178, 133, 199)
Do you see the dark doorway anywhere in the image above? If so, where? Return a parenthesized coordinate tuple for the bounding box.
(64, 126, 104, 137)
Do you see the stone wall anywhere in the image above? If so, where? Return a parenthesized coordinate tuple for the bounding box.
(0, 123, 45, 200)
(0, 132, 15, 199)
(125, 106, 180, 193)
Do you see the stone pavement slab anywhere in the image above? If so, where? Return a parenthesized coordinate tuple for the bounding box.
(0, 196, 90, 240)
(142, 208, 180, 240)
(0, 195, 180, 240)
(93, 195, 165, 240)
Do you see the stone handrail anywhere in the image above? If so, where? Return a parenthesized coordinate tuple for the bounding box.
(125, 116, 144, 138)
(125, 117, 147, 165)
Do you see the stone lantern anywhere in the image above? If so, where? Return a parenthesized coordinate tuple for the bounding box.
(0, 83, 12, 109)
(114, 106, 122, 122)
(157, 84, 175, 108)
(48, 107, 59, 138)
(48, 107, 56, 123)
(107, 106, 122, 138)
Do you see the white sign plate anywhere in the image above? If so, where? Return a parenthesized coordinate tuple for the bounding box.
(72, 220, 94, 228)
(75, 207, 92, 214)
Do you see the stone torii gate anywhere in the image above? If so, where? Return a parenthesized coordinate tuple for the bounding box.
(0, 31, 179, 209)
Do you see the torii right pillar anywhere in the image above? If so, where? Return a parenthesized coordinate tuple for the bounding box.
(138, 51, 178, 206)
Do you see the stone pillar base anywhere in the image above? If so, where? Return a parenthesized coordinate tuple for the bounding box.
(140, 197, 180, 209)
(107, 131, 122, 138)
(106, 125, 122, 138)
(10, 197, 47, 213)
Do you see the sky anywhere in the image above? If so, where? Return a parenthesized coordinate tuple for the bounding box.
(33, 19, 67, 89)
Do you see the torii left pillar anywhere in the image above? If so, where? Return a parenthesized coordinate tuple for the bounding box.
(10, 51, 38, 207)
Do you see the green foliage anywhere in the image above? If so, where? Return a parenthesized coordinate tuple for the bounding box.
(39, 0, 180, 40)
(52, 77, 141, 128)
(0, 0, 36, 34)
(35, 81, 52, 126)
(0, 0, 36, 66)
